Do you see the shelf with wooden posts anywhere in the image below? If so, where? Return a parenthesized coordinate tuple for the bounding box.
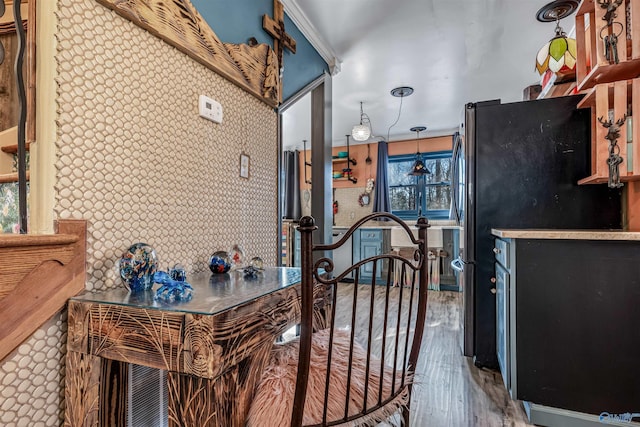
(577, 77, 640, 184)
(575, 0, 640, 91)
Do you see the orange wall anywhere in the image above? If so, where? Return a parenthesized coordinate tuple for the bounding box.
(297, 135, 453, 190)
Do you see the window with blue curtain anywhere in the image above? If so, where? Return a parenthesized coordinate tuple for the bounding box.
(388, 151, 452, 220)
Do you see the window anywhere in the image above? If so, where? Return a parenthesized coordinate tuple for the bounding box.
(388, 151, 452, 219)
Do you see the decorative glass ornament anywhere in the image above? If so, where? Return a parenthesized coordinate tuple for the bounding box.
(169, 263, 187, 282)
(229, 244, 245, 270)
(153, 271, 193, 303)
(250, 256, 264, 270)
(209, 251, 231, 274)
(119, 243, 158, 292)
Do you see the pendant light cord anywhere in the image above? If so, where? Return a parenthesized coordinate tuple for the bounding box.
(387, 95, 405, 141)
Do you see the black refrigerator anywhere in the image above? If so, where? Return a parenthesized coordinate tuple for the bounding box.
(452, 95, 622, 369)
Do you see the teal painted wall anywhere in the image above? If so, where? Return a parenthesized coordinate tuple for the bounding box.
(190, 0, 328, 102)
(281, 14, 327, 101)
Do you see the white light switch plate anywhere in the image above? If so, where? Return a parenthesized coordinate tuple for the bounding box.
(199, 95, 223, 124)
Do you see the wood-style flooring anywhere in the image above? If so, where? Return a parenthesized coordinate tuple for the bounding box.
(334, 284, 535, 427)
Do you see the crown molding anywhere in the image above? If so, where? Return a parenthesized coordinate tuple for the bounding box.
(281, 0, 342, 76)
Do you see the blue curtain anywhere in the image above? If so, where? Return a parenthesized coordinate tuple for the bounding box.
(372, 140, 391, 217)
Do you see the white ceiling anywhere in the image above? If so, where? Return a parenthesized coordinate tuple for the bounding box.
(282, 0, 576, 149)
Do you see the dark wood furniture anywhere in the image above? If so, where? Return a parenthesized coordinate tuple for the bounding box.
(290, 213, 430, 426)
(64, 267, 329, 427)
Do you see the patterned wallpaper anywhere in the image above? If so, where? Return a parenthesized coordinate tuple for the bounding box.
(0, 314, 66, 426)
(0, 0, 279, 425)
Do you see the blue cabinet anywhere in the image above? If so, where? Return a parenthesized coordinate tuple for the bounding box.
(495, 262, 509, 392)
(353, 229, 388, 284)
(494, 237, 514, 398)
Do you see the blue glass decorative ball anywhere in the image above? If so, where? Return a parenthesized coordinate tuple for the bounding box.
(169, 263, 187, 282)
(119, 243, 158, 292)
(209, 251, 231, 274)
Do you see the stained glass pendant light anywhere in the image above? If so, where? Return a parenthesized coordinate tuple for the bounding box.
(535, 0, 579, 75)
(408, 126, 430, 176)
(352, 102, 371, 141)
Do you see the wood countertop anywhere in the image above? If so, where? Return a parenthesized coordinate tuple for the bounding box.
(491, 229, 640, 241)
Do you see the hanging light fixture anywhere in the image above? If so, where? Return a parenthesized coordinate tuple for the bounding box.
(386, 86, 414, 141)
(534, 0, 579, 76)
(352, 101, 371, 141)
(408, 126, 430, 176)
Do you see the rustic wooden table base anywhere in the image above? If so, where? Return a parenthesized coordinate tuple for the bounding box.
(64, 268, 328, 427)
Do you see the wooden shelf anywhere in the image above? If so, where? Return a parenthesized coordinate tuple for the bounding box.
(575, 0, 640, 90)
(333, 176, 357, 183)
(576, 80, 635, 109)
(1, 142, 30, 155)
(577, 59, 640, 92)
(0, 171, 29, 184)
(575, 0, 640, 185)
(577, 78, 640, 185)
(332, 157, 357, 165)
(578, 173, 640, 185)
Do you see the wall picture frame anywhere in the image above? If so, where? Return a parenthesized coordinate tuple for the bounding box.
(240, 153, 250, 178)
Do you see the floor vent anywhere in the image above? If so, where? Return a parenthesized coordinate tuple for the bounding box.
(128, 364, 168, 427)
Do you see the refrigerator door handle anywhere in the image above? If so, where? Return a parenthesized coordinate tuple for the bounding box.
(450, 133, 462, 223)
(451, 257, 464, 272)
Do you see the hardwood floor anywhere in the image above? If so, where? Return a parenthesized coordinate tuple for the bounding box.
(334, 284, 535, 427)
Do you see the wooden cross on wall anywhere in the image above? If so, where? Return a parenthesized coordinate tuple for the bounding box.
(263, 0, 296, 79)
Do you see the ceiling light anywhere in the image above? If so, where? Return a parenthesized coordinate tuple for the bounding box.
(535, 0, 579, 76)
(352, 102, 371, 141)
(390, 87, 414, 98)
(408, 126, 430, 176)
(386, 86, 414, 141)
